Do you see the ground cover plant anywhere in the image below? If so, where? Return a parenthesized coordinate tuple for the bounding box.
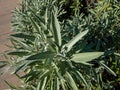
(0, 0, 120, 90)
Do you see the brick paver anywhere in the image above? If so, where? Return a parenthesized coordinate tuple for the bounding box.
(0, 0, 21, 89)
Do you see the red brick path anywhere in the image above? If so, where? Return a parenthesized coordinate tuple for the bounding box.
(0, 0, 21, 89)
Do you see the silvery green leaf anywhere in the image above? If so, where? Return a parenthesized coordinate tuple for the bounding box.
(26, 51, 55, 60)
(40, 77, 47, 90)
(8, 51, 28, 56)
(114, 53, 120, 56)
(11, 33, 35, 41)
(65, 72, 78, 90)
(53, 78, 60, 90)
(45, 8, 48, 24)
(37, 82, 40, 90)
(74, 70, 90, 90)
(65, 30, 88, 52)
(71, 52, 104, 63)
(51, 12, 62, 47)
(99, 62, 117, 77)
(11, 38, 33, 51)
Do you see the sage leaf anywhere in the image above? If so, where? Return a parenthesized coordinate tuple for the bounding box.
(99, 62, 117, 76)
(65, 30, 88, 52)
(65, 72, 78, 90)
(71, 52, 104, 63)
(51, 12, 62, 47)
(26, 51, 55, 60)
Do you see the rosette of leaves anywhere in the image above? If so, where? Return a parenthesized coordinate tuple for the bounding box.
(0, 0, 119, 90)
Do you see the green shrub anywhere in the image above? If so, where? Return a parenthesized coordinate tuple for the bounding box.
(0, 0, 120, 90)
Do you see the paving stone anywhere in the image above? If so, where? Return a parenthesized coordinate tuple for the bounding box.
(0, 0, 21, 89)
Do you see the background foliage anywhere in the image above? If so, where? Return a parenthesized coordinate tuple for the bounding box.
(0, 0, 120, 90)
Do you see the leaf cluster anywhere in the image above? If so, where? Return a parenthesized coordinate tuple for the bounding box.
(0, 0, 120, 90)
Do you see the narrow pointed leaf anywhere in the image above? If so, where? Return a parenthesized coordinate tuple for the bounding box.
(29, 17, 41, 33)
(71, 52, 103, 63)
(29, 17, 47, 40)
(52, 12, 62, 47)
(4, 80, 17, 89)
(37, 82, 40, 90)
(53, 78, 60, 90)
(50, 79, 53, 90)
(65, 30, 88, 52)
(114, 53, 120, 56)
(65, 72, 78, 90)
(0, 66, 10, 76)
(74, 71, 90, 90)
(0, 61, 8, 69)
(54, 63, 66, 90)
(11, 33, 35, 41)
(13, 60, 27, 74)
(13, 59, 38, 74)
(45, 8, 48, 24)
(60, 79, 66, 90)
(8, 51, 28, 56)
(99, 62, 117, 76)
(12, 39, 33, 51)
(38, 70, 51, 80)
(40, 77, 47, 90)
(26, 51, 55, 60)
(28, 6, 47, 30)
